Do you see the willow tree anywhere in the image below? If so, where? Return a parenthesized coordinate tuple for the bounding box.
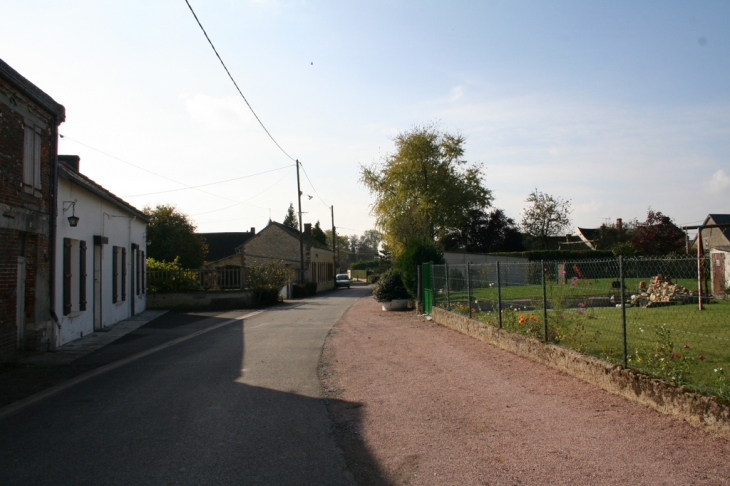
(360, 124, 492, 255)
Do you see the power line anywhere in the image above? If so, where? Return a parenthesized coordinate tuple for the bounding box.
(123, 164, 293, 197)
(192, 169, 292, 217)
(60, 133, 277, 210)
(183, 0, 295, 162)
(299, 161, 330, 208)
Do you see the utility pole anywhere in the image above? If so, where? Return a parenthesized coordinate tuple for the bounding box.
(331, 205, 336, 276)
(296, 160, 304, 284)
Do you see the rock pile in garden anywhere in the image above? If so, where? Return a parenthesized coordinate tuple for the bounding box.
(631, 274, 694, 307)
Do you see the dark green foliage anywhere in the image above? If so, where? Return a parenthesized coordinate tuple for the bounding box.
(292, 282, 318, 298)
(372, 270, 410, 302)
(283, 203, 298, 229)
(490, 250, 615, 261)
(448, 268, 465, 291)
(144, 205, 208, 269)
(351, 259, 380, 270)
(368, 274, 380, 284)
(394, 238, 445, 297)
(312, 221, 327, 245)
(442, 208, 524, 253)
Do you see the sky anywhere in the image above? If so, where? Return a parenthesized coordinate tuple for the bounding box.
(2, 1, 729, 240)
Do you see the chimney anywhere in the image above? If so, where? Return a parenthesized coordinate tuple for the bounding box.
(616, 218, 623, 230)
(304, 223, 312, 235)
(250, 227, 255, 234)
(58, 155, 80, 172)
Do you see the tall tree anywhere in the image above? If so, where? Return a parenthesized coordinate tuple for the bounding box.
(631, 208, 686, 255)
(520, 189, 572, 250)
(442, 208, 524, 253)
(283, 203, 298, 229)
(360, 124, 493, 256)
(311, 221, 327, 245)
(144, 204, 208, 268)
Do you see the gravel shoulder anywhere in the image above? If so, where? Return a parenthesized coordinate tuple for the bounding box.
(320, 295, 730, 486)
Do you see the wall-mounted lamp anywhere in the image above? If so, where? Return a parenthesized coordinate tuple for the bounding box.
(63, 200, 79, 227)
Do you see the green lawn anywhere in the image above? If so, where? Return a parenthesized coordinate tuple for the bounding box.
(441, 297, 730, 399)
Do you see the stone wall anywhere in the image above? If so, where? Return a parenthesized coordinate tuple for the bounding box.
(432, 307, 730, 440)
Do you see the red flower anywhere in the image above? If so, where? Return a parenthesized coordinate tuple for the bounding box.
(683, 344, 690, 349)
(673, 353, 680, 358)
(699, 355, 706, 361)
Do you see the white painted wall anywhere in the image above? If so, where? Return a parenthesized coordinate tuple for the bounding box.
(54, 175, 147, 347)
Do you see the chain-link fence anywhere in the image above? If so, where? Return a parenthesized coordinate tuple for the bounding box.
(430, 256, 730, 399)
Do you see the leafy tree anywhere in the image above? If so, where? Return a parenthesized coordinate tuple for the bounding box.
(594, 220, 636, 254)
(360, 124, 493, 256)
(442, 208, 524, 253)
(283, 203, 298, 229)
(144, 204, 208, 268)
(394, 238, 445, 298)
(631, 208, 686, 256)
(520, 189, 572, 250)
(312, 221, 327, 245)
(357, 229, 382, 261)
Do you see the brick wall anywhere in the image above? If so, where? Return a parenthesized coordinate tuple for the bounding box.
(0, 78, 56, 361)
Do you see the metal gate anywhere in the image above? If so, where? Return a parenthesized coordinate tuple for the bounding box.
(422, 262, 433, 314)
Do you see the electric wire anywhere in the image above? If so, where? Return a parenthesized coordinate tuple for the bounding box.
(184, 0, 295, 162)
(192, 169, 292, 217)
(59, 133, 282, 211)
(123, 164, 293, 198)
(299, 161, 330, 208)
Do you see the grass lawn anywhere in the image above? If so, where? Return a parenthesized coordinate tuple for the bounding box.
(440, 296, 730, 399)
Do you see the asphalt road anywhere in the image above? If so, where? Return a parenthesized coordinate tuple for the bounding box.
(0, 285, 370, 486)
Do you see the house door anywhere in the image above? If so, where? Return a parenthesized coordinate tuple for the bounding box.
(712, 253, 726, 297)
(94, 245, 102, 330)
(16, 257, 26, 349)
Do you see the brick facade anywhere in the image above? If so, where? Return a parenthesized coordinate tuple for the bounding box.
(0, 59, 64, 361)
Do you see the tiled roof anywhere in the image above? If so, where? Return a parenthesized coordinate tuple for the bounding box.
(0, 57, 65, 121)
(58, 163, 148, 222)
(198, 232, 255, 261)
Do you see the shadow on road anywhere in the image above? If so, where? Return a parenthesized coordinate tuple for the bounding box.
(0, 309, 390, 485)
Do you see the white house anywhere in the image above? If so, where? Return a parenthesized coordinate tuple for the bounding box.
(54, 156, 148, 346)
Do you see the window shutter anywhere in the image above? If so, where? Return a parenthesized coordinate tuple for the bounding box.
(63, 238, 72, 315)
(141, 251, 145, 294)
(121, 247, 127, 302)
(79, 241, 87, 311)
(112, 247, 118, 303)
(33, 128, 42, 191)
(136, 250, 141, 295)
(23, 126, 34, 189)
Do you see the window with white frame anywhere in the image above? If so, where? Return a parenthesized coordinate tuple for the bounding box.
(22, 122, 42, 197)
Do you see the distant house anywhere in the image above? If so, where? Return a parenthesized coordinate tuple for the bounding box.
(0, 58, 65, 360)
(243, 221, 335, 292)
(54, 156, 148, 346)
(693, 214, 730, 298)
(198, 230, 256, 267)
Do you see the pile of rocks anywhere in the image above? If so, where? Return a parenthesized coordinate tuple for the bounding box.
(631, 274, 694, 307)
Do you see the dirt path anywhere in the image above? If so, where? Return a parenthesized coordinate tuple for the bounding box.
(320, 296, 730, 486)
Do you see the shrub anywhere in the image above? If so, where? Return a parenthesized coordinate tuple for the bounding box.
(373, 270, 410, 302)
(368, 274, 380, 284)
(146, 257, 200, 293)
(245, 261, 293, 291)
(395, 238, 445, 297)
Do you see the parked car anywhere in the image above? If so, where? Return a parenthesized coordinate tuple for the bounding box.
(335, 273, 351, 289)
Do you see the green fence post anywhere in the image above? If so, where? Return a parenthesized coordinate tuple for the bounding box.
(620, 256, 628, 368)
(467, 263, 472, 319)
(445, 263, 450, 310)
(497, 261, 502, 329)
(541, 260, 549, 342)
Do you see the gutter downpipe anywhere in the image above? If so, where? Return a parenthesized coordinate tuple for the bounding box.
(129, 216, 136, 317)
(48, 115, 60, 351)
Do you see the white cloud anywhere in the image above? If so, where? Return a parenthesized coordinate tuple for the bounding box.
(708, 169, 730, 194)
(449, 85, 464, 102)
(181, 92, 252, 131)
